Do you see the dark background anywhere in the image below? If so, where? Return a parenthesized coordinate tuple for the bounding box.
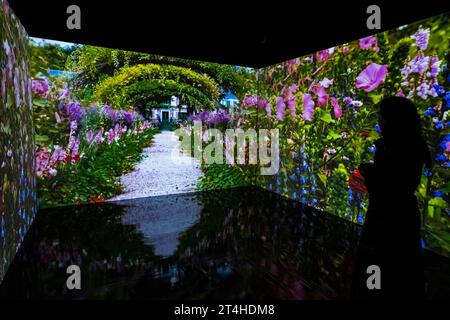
(7, 0, 450, 68)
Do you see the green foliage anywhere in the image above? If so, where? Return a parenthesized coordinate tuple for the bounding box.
(92, 64, 221, 109)
(38, 128, 157, 207)
(198, 164, 254, 191)
(29, 39, 77, 77)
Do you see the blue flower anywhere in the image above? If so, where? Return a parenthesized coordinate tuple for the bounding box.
(435, 154, 446, 162)
(421, 239, 426, 249)
(433, 84, 446, 96)
(442, 162, 450, 168)
(360, 202, 365, 209)
(440, 141, 448, 149)
(293, 152, 298, 159)
(289, 174, 296, 181)
(444, 134, 450, 142)
(302, 161, 309, 170)
(295, 167, 301, 175)
(424, 107, 436, 116)
(348, 189, 354, 201)
(443, 65, 448, 73)
(301, 188, 308, 195)
(435, 121, 444, 130)
(444, 91, 450, 102)
(311, 186, 316, 192)
(293, 192, 297, 199)
(276, 179, 281, 186)
(368, 145, 376, 153)
(311, 198, 318, 205)
(301, 197, 307, 204)
(434, 191, 443, 198)
(300, 176, 308, 184)
(375, 123, 381, 133)
(357, 214, 363, 224)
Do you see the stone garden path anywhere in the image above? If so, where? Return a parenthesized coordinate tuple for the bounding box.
(108, 130, 203, 201)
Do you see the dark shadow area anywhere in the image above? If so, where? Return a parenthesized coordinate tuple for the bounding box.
(0, 186, 449, 299)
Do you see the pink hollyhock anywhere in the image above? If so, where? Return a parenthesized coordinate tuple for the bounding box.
(276, 97, 286, 121)
(331, 97, 342, 119)
(302, 94, 315, 121)
(359, 35, 379, 52)
(31, 79, 49, 97)
(312, 85, 329, 107)
(355, 63, 388, 92)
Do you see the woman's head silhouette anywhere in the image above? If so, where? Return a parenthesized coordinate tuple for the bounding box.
(378, 96, 422, 142)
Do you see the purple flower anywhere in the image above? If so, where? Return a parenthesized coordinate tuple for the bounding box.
(103, 105, 117, 122)
(85, 130, 94, 143)
(65, 102, 85, 122)
(355, 63, 388, 92)
(276, 97, 286, 121)
(359, 35, 379, 52)
(411, 28, 430, 51)
(331, 97, 342, 119)
(243, 95, 257, 108)
(302, 93, 315, 121)
(120, 110, 134, 125)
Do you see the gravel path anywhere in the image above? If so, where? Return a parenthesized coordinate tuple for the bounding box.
(108, 130, 203, 201)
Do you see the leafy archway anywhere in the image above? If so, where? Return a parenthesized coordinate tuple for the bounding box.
(92, 64, 221, 111)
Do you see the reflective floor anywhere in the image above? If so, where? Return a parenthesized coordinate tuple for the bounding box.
(1, 187, 449, 299)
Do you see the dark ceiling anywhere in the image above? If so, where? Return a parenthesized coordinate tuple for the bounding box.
(7, 0, 450, 68)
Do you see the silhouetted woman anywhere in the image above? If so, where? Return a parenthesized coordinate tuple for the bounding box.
(352, 97, 431, 299)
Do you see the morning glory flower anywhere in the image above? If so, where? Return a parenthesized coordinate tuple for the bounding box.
(433, 84, 445, 96)
(435, 121, 444, 130)
(435, 154, 446, 162)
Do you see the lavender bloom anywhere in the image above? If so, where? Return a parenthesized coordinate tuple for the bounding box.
(65, 102, 85, 122)
(103, 105, 117, 123)
(411, 28, 430, 51)
(120, 110, 134, 125)
(31, 79, 49, 97)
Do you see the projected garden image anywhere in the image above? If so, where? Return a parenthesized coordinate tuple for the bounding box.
(250, 13, 450, 255)
(30, 39, 255, 208)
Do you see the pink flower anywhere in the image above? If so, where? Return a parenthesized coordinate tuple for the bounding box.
(355, 63, 388, 92)
(331, 97, 342, 119)
(302, 94, 315, 121)
(396, 90, 405, 97)
(276, 97, 286, 121)
(312, 85, 329, 107)
(31, 79, 49, 97)
(287, 97, 296, 118)
(257, 96, 267, 109)
(316, 49, 330, 62)
(359, 35, 379, 52)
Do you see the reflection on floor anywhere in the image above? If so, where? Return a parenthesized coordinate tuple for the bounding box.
(0, 187, 449, 299)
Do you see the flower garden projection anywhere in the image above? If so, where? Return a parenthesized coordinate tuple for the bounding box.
(1, 0, 36, 282)
(28, 12, 450, 256)
(251, 13, 450, 255)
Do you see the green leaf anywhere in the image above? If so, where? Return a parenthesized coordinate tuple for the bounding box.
(319, 111, 334, 124)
